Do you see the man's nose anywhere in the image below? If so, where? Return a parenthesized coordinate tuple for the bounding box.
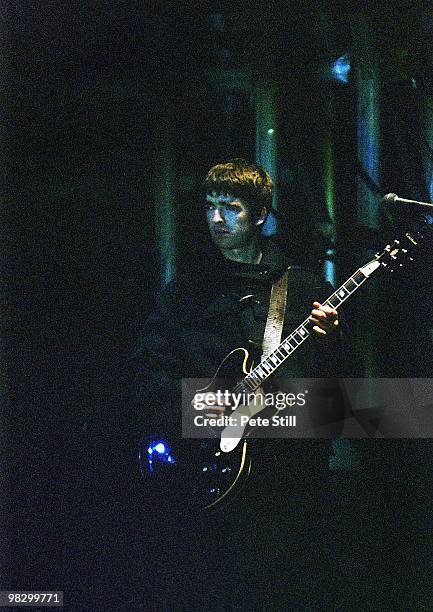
(212, 207, 224, 223)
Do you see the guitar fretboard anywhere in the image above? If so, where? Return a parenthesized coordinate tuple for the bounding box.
(236, 268, 369, 393)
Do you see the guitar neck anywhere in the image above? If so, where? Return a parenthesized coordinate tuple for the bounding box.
(239, 264, 375, 392)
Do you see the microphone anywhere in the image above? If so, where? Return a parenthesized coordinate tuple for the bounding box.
(382, 193, 433, 209)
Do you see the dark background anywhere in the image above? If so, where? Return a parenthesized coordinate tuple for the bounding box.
(1, 1, 433, 609)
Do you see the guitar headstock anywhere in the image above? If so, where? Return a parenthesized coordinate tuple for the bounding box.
(375, 225, 430, 273)
(359, 221, 433, 280)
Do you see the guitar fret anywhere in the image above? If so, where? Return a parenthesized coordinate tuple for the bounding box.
(327, 274, 366, 310)
(293, 332, 303, 343)
(299, 326, 309, 338)
(345, 277, 359, 291)
(243, 379, 254, 391)
(249, 372, 260, 384)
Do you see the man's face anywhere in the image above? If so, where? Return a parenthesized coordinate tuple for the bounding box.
(205, 192, 259, 251)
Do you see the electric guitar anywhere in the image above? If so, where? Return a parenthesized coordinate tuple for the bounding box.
(139, 223, 432, 512)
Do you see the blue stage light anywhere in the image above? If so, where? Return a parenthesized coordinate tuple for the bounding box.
(324, 254, 336, 286)
(331, 53, 351, 84)
(145, 439, 175, 474)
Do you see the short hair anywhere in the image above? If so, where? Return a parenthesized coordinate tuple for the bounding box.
(203, 158, 273, 217)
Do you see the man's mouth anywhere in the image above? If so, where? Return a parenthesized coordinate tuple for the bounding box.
(213, 227, 230, 235)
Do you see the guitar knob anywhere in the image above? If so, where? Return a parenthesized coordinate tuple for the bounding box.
(202, 463, 217, 472)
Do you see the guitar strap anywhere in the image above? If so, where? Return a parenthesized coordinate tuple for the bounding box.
(261, 268, 290, 360)
(219, 268, 291, 454)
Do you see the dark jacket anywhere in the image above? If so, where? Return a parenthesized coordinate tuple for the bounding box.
(128, 239, 363, 438)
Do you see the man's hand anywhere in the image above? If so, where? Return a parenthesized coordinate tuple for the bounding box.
(309, 302, 339, 337)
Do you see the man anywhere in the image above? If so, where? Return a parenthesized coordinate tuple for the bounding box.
(128, 157, 364, 607)
(130, 158, 360, 470)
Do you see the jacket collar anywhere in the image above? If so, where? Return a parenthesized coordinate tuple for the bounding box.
(221, 238, 290, 283)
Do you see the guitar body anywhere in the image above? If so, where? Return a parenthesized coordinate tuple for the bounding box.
(139, 436, 252, 512)
(139, 347, 258, 512)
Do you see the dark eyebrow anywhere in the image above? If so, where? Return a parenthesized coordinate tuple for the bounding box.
(205, 195, 242, 205)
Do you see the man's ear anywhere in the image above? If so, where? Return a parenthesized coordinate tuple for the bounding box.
(255, 207, 268, 227)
